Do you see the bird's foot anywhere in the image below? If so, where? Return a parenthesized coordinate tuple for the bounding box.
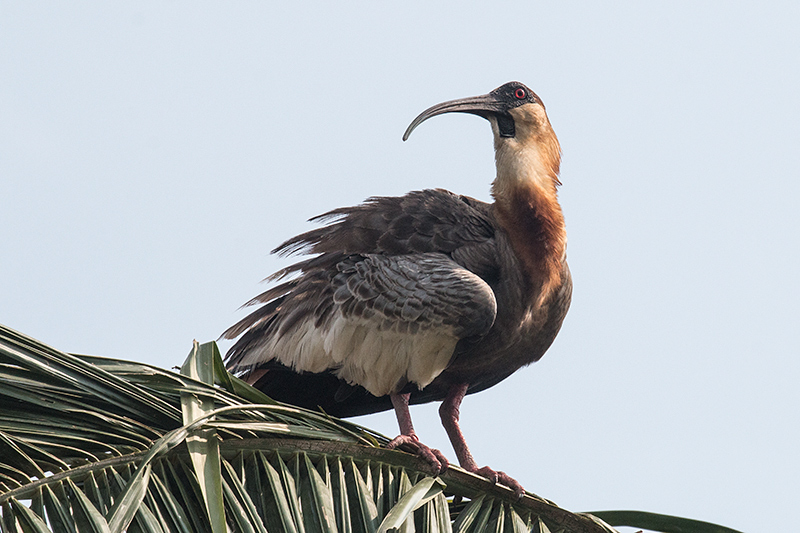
(469, 466, 525, 498)
(386, 434, 449, 474)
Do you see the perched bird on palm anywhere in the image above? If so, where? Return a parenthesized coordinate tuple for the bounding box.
(224, 82, 571, 495)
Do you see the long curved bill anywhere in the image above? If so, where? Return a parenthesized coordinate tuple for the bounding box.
(402, 92, 506, 141)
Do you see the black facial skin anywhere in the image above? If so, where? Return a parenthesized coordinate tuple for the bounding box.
(488, 82, 540, 138)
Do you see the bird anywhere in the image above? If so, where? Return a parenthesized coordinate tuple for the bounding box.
(223, 81, 571, 495)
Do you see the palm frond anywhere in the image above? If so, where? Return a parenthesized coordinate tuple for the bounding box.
(0, 324, 739, 533)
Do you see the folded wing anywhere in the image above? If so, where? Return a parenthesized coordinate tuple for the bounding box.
(225, 252, 496, 396)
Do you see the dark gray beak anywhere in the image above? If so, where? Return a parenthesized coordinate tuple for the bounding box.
(402, 92, 507, 141)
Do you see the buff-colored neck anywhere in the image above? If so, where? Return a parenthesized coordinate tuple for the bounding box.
(490, 106, 566, 301)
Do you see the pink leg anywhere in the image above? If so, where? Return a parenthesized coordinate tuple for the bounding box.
(386, 393, 449, 473)
(439, 384, 525, 497)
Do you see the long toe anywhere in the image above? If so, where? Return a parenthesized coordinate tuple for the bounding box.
(386, 435, 449, 474)
(472, 466, 525, 498)
(386, 434, 416, 451)
(430, 447, 450, 471)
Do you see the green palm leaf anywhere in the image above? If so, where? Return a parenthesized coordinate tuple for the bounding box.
(0, 324, 740, 533)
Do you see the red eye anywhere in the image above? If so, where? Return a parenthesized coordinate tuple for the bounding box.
(514, 88, 526, 99)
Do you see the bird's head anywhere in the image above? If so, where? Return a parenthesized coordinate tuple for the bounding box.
(403, 81, 561, 195)
(403, 81, 549, 142)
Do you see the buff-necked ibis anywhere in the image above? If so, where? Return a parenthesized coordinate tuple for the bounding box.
(223, 82, 571, 495)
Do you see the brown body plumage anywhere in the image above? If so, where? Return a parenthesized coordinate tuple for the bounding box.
(224, 82, 571, 494)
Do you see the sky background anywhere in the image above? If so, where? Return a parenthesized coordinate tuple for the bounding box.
(2, 3, 798, 532)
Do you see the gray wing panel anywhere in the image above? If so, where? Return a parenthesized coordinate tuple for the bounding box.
(331, 253, 497, 338)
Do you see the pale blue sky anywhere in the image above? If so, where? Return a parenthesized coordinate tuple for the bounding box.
(3, 3, 798, 531)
